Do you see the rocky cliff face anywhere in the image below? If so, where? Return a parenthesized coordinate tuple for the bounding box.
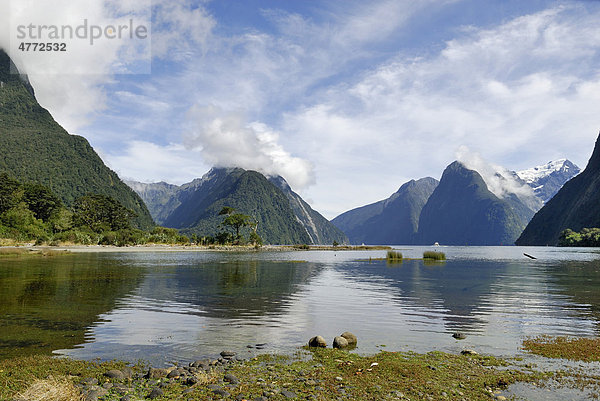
(517, 133, 600, 246)
(268, 176, 348, 245)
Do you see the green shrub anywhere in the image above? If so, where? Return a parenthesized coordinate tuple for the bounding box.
(423, 251, 446, 261)
(387, 250, 403, 263)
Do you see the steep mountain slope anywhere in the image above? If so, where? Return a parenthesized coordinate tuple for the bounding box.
(417, 162, 526, 245)
(516, 159, 580, 203)
(332, 178, 438, 244)
(516, 133, 600, 246)
(0, 49, 153, 229)
(125, 178, 209, 226)
(130, 168, 310, 244)
(129, 168, 346, 245)
(268, 176, 348, 245)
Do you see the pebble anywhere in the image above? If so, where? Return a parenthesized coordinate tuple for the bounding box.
(461, 349, 478, 355)
(452, 333, 467, 340)
(105, 369, 125, 381)
(281, 390, 297, 398)
(146, 368, 169, 379)
(224, 373, 240, 384)
(82, 377, 98, 386)
(213, 388, 231, 397)
(220, 350, 236, 358)
(147, 388, 163, 399)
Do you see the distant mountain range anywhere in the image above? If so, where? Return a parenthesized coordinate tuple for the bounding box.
(417, 162, 528, 245)
(0, 49, 153, 229)
(333, 158, 579, 246)
(127, 168, 348, 245)
(517, 133, 600, 246)
(516, 159, 580, 204)
(332, 178, 438, 245)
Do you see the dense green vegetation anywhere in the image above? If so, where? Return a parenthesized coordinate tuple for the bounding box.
(0, 173, 187, 246)
(558, 228, 600, 247)
(0, 49, 153, 230)
(162, 168, 312, 245)
(517, 133, 600, 245)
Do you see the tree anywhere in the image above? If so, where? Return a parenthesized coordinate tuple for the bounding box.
(73, 194, 136, 233)
(23, 183, 62, 221)
(0, 173, 23, 214)
(222, 213, 252, 240)
(218, 206, 254, 243)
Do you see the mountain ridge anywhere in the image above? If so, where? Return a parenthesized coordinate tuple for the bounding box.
(128, 168, 347, 245)
(0, 49, 154, 229)
(516, 133, 600, 245)
(332, 177, 438, 245)
(417, 161, 527, 246)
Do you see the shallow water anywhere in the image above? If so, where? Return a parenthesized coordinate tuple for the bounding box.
(1, 246, 599, 367)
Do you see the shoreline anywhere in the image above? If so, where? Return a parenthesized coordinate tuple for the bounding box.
(0, 347, 547, 401)
(0, 243, 392, 253)
(3, 337, 599, 401)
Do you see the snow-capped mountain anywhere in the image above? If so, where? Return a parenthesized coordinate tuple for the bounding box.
(516, 159, 580, 203)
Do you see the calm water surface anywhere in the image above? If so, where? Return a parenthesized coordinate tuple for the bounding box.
(1, 246, 600, 366)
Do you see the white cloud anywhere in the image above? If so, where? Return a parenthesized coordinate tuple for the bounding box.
(455, 146, 541, 212)
(183, 105, 315, 190)
(0, 0, 153, 132)
(105, 141, 210, 185)
(282, 4, 600, 217)
(151, 1, 215, 59)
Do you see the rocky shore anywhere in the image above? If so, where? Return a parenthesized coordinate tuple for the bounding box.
(5, 335, 600, 400)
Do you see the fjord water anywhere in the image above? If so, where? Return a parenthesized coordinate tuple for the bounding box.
(1, 247, 599, 365)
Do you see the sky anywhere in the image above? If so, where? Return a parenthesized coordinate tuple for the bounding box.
(2, 0, 600, 219)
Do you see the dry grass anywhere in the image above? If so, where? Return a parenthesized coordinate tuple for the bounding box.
(14, 376, 83, 401)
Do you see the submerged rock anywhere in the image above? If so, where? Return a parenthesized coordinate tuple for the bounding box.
(341, 332, 357, 346)
(333, 336, 349, 349)
(308, 336, 327, 348)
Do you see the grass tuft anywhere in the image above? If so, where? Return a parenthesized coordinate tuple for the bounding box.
(423, 251, 446, 261)
(386, 250, 403, 263)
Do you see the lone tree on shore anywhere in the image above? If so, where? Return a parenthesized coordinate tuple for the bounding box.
(218, 206, 254, 242)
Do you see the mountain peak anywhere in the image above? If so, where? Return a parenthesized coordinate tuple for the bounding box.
(516, 159, 580, 204)
(517, 131, 600, 245)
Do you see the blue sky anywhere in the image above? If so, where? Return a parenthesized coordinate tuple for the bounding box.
(3, 0, 600, 218)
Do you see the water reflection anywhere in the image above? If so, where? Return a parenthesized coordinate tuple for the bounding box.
(0, 254, 144, 358)
(1, 248, 600, 365)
